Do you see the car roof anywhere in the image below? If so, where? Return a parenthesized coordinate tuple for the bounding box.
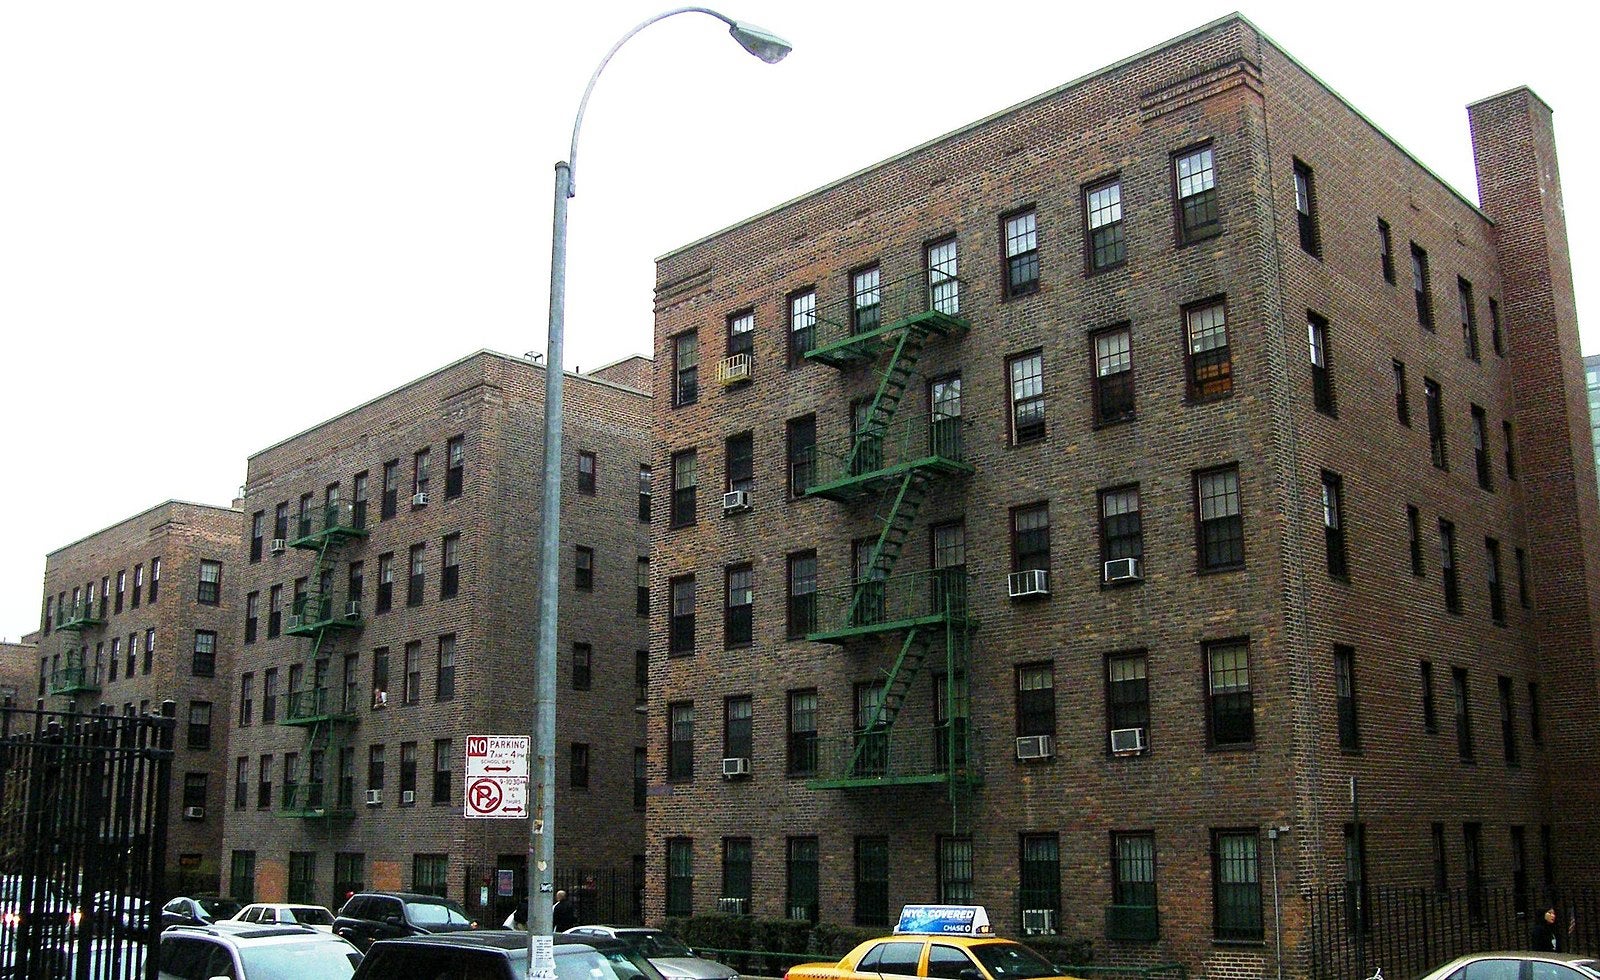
(164, 922, 342, 944)
(349, 891, 459, 904)
(244, 903, 329, 910)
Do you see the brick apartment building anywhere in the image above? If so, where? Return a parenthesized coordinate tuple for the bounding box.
(0, 637, 39, 705)
(1584, 354, 1600, 496)
(33, 500, 243, 892)
(647, 14, 1598, 979)
(221, 350, 651, 923)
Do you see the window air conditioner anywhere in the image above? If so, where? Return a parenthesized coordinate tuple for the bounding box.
(1007, 568, 1050, 599)
(1015, 734, 1054, 760)
(722, 490, 751, 514)
(721, 757, 751, 778)
(270, 539, 287, 554)
(1109, 727, 1147, 755)
(401, 790, 416, 805)
(1022, 909, 1056, 936)
(183, 806, 206, 821)
(716, 897, 748, 915)
(1103, 557, 1143, 583)
(286, 615, 304, 631)
(345, 600, 361, 619)
(717, 354, 752, 385)
(366, 789, 381, 806)
(411, 492, 430, 507)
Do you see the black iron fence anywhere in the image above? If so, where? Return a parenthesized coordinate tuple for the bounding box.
(466, 862, 644, 929)
(0, 700, 175, 980)
(1309, 884, 1600, 980)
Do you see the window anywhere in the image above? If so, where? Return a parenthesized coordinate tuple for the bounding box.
(636, 650, 649, 707)
(1196, 466, 1244, 570)
(666, 839, 693, 917)
(437, 634, 456, 701)
(1112, 832, 1158, 940)
(257, 756, 273, 810)
(1002, 209, 1039, 297)
(726, 309, 755, 362)
(1411, 243, 1434, 328)
(724, 564, 753, 648)
(1528, 681, 1543, 746)
(636, 557, 650, 617)
(1378, 218, 1396, 283)
(1459, 278, 1480, 360)
(1092, 324, 1134, 424)
(413, 854, 447, 898)
(188, 701, 212, 751)
(1335, 645, 1359, 751)
(1489, 297, 1504, 355)
(1015, 663, 1055, 738)
(1516, 547, 1530, 608)
(334, 853, 365, 909)
(441, 534, 460, 599)
(381, 460, 400, 520)
(1107, 652, 1150, 746)
(1453, 667, 1474, 761)
(1420, 661, 1438, 733)
(634, 747, 647, 808)
(400, 742, 417, 802)
(927, 237, 959, 315)
(263, 668, 278, 724)
(353, 472, 370, 527)
(851, 266, 881, 334)
(115, 570, 125, 613)
(250, 512, 265, 562)
(1440, 518, 1461, 613)
(1101, 486, 1143, 574)
(571, 643, 591, 691)
(1012, 504, 1050, 577)
(192, 631, 217, 678)
(1175, 145, 1219, 242)
(1503, 421, 1517, 479)
(1486, 538, 1505, 623)
(239, 673, 253, 727)
(638, 464, 652, 522)
(673, 331, 699, 405)
(1343, 823, 1370, 934)
(668, 701, 694, 781)
(413, 448, 431, 498)
(244, 592, 259, 644)
(570, 743, 590, 789)
(132, 563, 142, 607)
(671, 451, 697, 528)
(788, 290, 817, 365)
(1308, 312, 1335, 415)
(724, 696, 752, 762)
(1293, 159, 1320, 256)
(1322, 472, 1348, 579)
(1185, 300, 1232, 400)
(937, 836, 973, 903)
(1018, 834, 1060, 929)
(1206, 639, 1253, 748)
(1006, 350, 1045, 443)
(725, 431, 753, 495)
(446, 435, 465, 499)
(404, 642, 421, 705)
(786, 551, 816, 639)
(407, 544, 425, 606)
(234, 759, 248, 810)
(1499, 676, 1519, 766)
(670, 576, 695, 657)
(1408, 505, 1425, 576)
(150, 556, 160, 602)
(577, 451, 596, 495)
(1472, 406, 1493, 490)
(575, 546, 594, 591)
(1212, 829, 1263, 940)
(376, 553, 393, 614)
(432, 739, 451, 803)
(1425, 378, 1447, 468)
(854, 837, 889, 927)
(787, 689, 818, 776)
(787, 415, 816, 496)
(1393, 360, 1410, 426)
(1085, 177, 1125, 270)
(368, 745, 384, 797)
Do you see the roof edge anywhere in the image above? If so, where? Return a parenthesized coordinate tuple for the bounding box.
(47, 499, 241, 559)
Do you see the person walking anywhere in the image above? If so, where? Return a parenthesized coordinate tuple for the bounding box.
(552, 889, 577, 932)
(1530, 907, 1575, 952)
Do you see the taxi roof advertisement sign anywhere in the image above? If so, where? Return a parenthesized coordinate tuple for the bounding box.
(894, 905, 992, 936)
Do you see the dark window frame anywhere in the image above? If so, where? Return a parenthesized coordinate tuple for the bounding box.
(1092, 322, 1135, 425)
(1205, 638, 1254, 750)
(1293, 158, 1320, 257)
(1184, 296, 1232, 402)
(1084, 175, 1126, 272)
(673, 330, 699, 406)
(1000, 206, 1040, 298)
(1173, 142, 1221, 244)
(1195, 465, 1244, 572)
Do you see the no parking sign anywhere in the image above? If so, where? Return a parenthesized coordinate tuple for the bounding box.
(464, 735, 529, 819)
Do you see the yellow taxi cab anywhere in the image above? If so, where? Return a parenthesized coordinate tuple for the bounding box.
(784, 906, 1082, 980)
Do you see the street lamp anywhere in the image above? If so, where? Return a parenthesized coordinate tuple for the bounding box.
(529, 5, 791, 973)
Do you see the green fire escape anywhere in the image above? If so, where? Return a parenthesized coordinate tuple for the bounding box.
(278, 500, 366, 820)
(799, 270, 980, 822)
(49, 598, 106, 696)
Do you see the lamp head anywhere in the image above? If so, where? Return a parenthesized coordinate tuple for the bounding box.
(728, 20, 792, 64)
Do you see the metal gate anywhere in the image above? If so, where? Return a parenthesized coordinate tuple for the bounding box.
(1, 700, 175, 980)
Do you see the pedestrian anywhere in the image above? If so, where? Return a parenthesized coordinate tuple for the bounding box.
(1530, 906, 1575, 952)
(552, 889, 577, 932)
(502, 903, 528, 930)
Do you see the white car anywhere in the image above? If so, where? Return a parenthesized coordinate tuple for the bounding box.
(233, 902, 337, 932)
(565, 926, 738, 980)
(159, 921, 361, 979)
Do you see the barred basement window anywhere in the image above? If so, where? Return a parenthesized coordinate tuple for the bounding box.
(1112, 832, 1157, 940)
(854, 837, 889, 927)
(1212, 829, 1263, 940)
(1018, 834, 1061, 931)
(725, 837, 753, 913)
(937, 836, 973, 904)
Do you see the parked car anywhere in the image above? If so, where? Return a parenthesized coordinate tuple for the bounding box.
(160, 895, 243, 930)
(233, 902, 336, 932)
(85, 891, 156, 936)
(351, 930, 666, 980)
(332, 891, 476, 951)
(1415, 952, 1600, 980)
(566, 926, 739, 980)
(159, 921, 361, 979)
(0, 876, 79, 932)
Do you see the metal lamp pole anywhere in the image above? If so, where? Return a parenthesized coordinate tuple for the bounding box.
(528, 9, 791, 977)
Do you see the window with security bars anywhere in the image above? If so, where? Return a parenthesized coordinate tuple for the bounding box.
(1012, 504, 1049, 574)
(852, 266, 881, 334)
(668, 702, 694, 781)
(723, 838, 752, 910)
(289, 853, 317, 904)
(674, 332, 698, 406)
(1499, 675, 1519, 766)
(855, 836, 890, 927)
(928, 238, 959, 314)
(1308, 312, 1335, 415)
(1460, 277, 1480, 361)
(1335, 645, 1359, 751)
(726, 432, 753, 495)
(1186, 301, 1232, 400)
(192, 631, 217, 678)
(666, 839, 693, 917)
(787, 837, 820, 922)
(1018, 834, 1060, 928)
(787, 551, 817, 639)
(1016, 664, 1054, 738)
(789, 290, 816, 365)
(1007, 351, 1045, 443)
(1111, 831, 1158, 940)
(1100, 486, 1142, 569)
(1293, 159, 1319, 256)
(1175, 146, 1219, 242)
(1440, 518, 1461, 613)
(1003, 210, 1039, 297)
(1486, 538, 1505, 623)
(1093, 325, 1134, 424)
(1107, 653, 1149, 743)
(724, 565, 753, 648)
(1412, 243, 1434, 328)
(937, 836, 973, 903)
(787, 689, 818, 776)
(724, 697, 752, 761)
(1206, 640, 1253, 747)
(1212, 829, 1262, 940)
(727, 310, 754, 359)
(1453, 667, 1474, 761)
(231, 851, 256, 904)
(670, 576, 695, 656)
(1196, 467, 1243, 570)
(671, 451, 697, 528)
(1086, 178, 1124, 270)
(413, 854, 448, 898)
(1322, 472, 1348, 579)
(1472, 406, 1492, 490)
(1344, 824, 1371, 933)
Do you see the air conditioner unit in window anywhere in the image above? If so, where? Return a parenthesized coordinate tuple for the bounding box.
(716, 897, 748, 915)
(270, 539, 287, 554)
(1103, 557, 1143, 583)
(722, 490, 751, 514)
(345, 600, 361, 619)
(1015, 734, 1054, 760)
(401, 790, 416, 805)
(721, 757, 751, 778)
(1022, 909, 1056, 936)
(1109, 727, 1147, 755)
(286, 614, 304, 631)
(411, 492, 430, 507)
(716, 354, 752, 385)
(1007, 568, 1050, 599)
(366, 789, 381, 806)
(183, 806, 205, 821)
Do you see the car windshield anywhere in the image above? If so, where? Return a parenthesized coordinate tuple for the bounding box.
(598, 943, 670, 980)
(241, 940, 359, 980)
(406, 899, 472, 928)
(196, 897, 242, 919)
(287, 906, 334, 925)
(969, 942, 1064, 980)
(626, 932, 694, 958)
(556, 947, 662, 980)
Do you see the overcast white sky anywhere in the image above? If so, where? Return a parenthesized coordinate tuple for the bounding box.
(1, 1, 1593, 638)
